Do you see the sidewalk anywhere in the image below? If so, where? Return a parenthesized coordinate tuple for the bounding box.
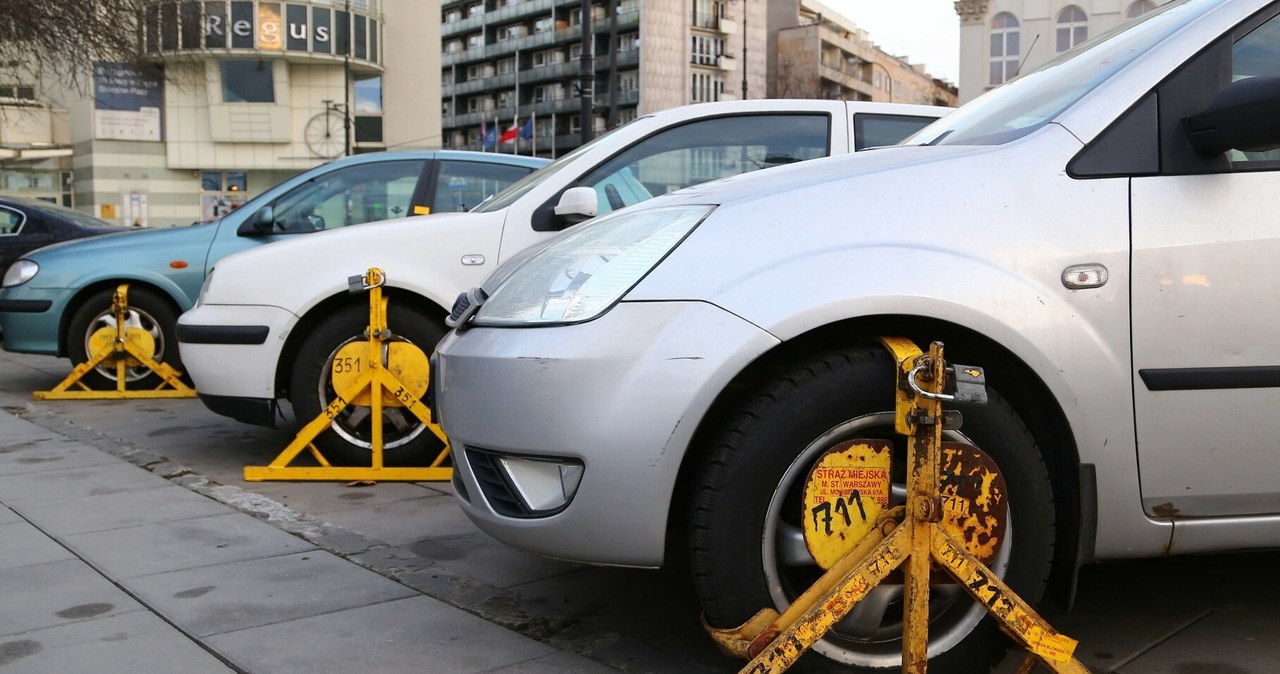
(0, 409, 612, 674)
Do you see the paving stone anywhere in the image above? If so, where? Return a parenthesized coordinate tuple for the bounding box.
(18, 484, 232, 537)
(64, 512, 315, 579)
(126, 550, 417, 637)
(0, 610, 232, 674)
(0, 521, 75, 570)
(204, 595, 554, 673)
(0, 559, 141, 637)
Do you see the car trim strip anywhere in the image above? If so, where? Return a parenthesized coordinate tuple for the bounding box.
(176, 323, 269, 345)
(0, 299, 52, 313)
(1139, 366, 1280, 391)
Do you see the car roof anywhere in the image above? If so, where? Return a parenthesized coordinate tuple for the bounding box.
(314, 149, 548, 170)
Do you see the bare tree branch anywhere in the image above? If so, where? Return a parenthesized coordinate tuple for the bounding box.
(0, 0, 158, 92)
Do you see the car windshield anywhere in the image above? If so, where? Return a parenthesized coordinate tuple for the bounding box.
(910, 0, 1227, 147)
(472, 123, 634, 213)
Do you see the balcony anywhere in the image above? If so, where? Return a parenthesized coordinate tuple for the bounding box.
(441, 12, 486, 38)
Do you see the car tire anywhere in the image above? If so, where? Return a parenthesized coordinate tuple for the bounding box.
(289, 302, 446, 466)
(689, 345, 1054, 673)
(66, 286, 183, 390)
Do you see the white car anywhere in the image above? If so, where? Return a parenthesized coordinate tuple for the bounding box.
(178, 99, 948, 463)
(433, 0, 1280, 670)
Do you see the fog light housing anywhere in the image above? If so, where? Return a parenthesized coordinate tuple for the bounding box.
(499, 455, 584, 514)
(468, 448, 584, 517)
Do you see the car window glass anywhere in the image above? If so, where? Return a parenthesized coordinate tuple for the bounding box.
(578, 114, 830, 215)
(270, 160, 427, 232)
(1227, 12, 1280, 167)
(433, 160, 536, 213)
(853, 114, 942, 151)
(0, 208, 22, 235)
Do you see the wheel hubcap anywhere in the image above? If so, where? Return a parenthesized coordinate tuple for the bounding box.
(84, 306, 165, 383)
(762, 411, 1013, 667)
(317, 335, 429, 452)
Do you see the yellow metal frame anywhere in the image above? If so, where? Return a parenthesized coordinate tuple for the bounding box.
(33, 284, 197, 400)
(244, 268, 452, 482)
(710, 338, 1088, 674)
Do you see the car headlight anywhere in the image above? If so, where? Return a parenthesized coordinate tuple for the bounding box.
(2, 260, 38, 288)
(474, 204, 715, 326)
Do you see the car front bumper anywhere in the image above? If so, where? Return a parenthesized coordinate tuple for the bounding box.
(435, 300, 779, 567)
(0, 285, 70, 355)
(177, 303, 297, 411)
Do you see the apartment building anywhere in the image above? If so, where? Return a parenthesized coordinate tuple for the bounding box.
(956, 0, 1171, 102)
(440, 0, 769, 157)
(2, 0, 439, 227)
(768, 0, 958, 107)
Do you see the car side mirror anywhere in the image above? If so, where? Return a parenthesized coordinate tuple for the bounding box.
(1185, 74, 1280, 157)
(236, 206, 275, 236)
(553, 187, 598, 225)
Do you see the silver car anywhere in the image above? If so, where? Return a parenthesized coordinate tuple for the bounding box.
(435, 0, 1280, 670)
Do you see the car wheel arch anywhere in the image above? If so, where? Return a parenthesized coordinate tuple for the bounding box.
(273, 287, 450, 399)
(666, 314, 1086, 598)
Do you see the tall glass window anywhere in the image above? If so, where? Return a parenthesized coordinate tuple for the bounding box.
(989, 13, 1020, 86)
(1056, 6, 1089, 53)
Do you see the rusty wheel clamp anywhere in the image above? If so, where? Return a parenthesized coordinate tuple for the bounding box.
(706, 338, 1089, 674)
(244, 268, 451, 482)
(33, 283, 197, 400)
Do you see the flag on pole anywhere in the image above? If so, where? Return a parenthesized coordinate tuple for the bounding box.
(481, 123, 496, 150)
(500, 119, 520, 144)
(518, 116, 534, 140)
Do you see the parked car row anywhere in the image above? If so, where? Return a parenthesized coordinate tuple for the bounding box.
(174, 99, 947, 464)
(0, 151, 547, 388)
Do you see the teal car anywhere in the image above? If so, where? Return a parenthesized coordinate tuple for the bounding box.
(0, 150, 547, 387)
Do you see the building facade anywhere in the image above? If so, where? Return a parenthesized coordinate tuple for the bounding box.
(440, 0, 769, 157)
(955, 0, 1169, 103)
(768, 0, 958, 107)
(1, 0, 440, 227)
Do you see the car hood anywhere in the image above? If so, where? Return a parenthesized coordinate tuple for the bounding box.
(656, 143, 983, 209)
(26, 222, 217, 261)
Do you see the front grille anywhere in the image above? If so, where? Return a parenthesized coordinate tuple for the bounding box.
(466, 448, 532, 518)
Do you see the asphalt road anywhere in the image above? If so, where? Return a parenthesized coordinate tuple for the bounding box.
(2, 349, 1278, 673)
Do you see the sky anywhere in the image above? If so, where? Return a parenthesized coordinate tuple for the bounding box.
(823, 1, 961, 84)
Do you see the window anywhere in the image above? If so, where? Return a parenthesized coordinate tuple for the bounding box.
(199, 171, 249, 222)
(497, 57, 516, 74)
(852, 113, 940, 151)
(1056, 6, 1088, 53)
(270, 160, 427, 232)
(1224, 10, 1280, 168)
(354, 75, 382, 113)
(431, 160, 538, 213)
(466, 2, 483, 16)
(467, 32, 483, 48)
(444, 9, 462, 22)
(221, 60, 274, 103)
(0, 85, 35, 101)
(990, 12, 1020, 86)
(691, 35, 723, 65)
(577, 114, 830, 215)
(0, 207, 24, 235)
(618, 32, 639, 52)
(1125, 1, 1157, 18)
(533, 84, 561, 103)
(691, 72, 724, 103)
(498, 24, 527, 41)
(535, 17, 554, 33)
(618, 71, 639, 92)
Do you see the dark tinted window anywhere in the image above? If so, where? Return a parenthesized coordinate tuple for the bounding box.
(271, 160, 427, 231)
(221, 61, 274, 103)
(854, 113, 942, 150)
